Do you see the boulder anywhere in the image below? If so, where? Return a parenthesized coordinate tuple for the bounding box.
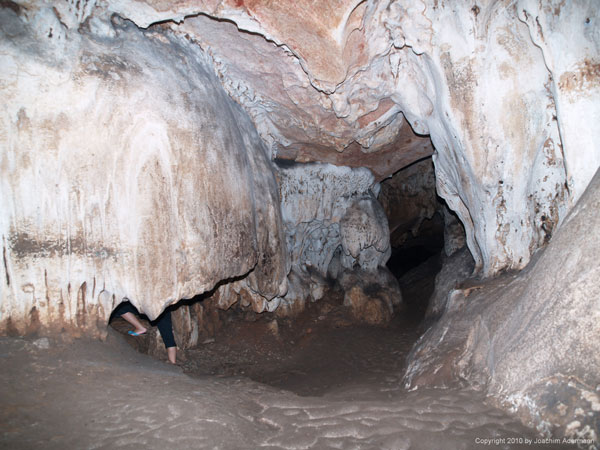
(339, 267, 401, 326)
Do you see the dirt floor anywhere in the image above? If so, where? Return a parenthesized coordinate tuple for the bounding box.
(0, 261, 577, 449)
(178, 290, 422, 398)
(2, 330, 566, 446)
(177, 255, 441, 396)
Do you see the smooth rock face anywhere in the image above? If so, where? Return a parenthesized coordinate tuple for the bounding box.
(0, 9, 287, 333)
(405, 169, 600, 440)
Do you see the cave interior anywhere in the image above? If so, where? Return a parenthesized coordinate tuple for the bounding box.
(0, 0, 599, 448)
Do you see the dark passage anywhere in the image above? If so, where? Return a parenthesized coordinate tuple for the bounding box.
(387, 213, 445, 322)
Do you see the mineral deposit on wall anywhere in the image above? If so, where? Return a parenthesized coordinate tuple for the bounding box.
(275, 163, 394, 313)
(99, 0, 598, 278)
(405, 168, 600, 440)
(0, 8, 287, 335)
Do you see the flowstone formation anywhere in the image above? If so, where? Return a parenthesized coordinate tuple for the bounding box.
(275, 163, 399, 322)
(0, 8, 287, 335)
(100, 0, 599, 278)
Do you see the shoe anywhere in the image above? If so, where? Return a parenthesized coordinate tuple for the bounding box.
(128, 330, 146, 336)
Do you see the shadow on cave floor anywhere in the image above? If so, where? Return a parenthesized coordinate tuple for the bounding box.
(181, 300, 423, 397)
(179, 250, 443, 398)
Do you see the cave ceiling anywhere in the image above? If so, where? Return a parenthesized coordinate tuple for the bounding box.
(98, 0, 434, 180)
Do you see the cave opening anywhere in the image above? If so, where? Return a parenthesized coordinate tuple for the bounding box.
(387, 213, 444, 280)
(379, 156, 457, 322)
(386, 213, 444, 320)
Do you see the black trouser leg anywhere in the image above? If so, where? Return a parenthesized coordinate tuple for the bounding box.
(115, 301, 176, 349)
(114, 301, 137, 316)
(155, 310, 176, 348)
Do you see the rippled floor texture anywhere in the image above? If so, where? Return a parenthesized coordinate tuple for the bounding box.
(1, 311, 568, 450)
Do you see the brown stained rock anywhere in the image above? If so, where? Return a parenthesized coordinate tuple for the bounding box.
(238, 287, 269, 314)
(173, 14, 432, 180)
(193, 300, 223, 342)
(558, 59, 600, 97)
(277, 125, 434, 182)
(343, 285, 391, 327)
(170, 303, 197, 349)
(337, 267, 400, 327)
(107, 0, 366, 90)
(274, 295, 307, 319)
(378, 157, 439, 247)
(221, 0, 363, 90)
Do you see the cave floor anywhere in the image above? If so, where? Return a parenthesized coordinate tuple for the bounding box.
(0, 304, 546, 449)
(180, 299, 424, 397)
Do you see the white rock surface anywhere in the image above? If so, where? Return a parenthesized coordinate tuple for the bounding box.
(339, 196, 391, 271)
(0, 8, 287, 334)
(518, 0, 600, 204)
(275, 163, 392, 307)
(94, 0, 598, 278)
(382, 1, 571, 275)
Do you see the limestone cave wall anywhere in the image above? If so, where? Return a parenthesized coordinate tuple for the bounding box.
(275, 162, 396, 316)
(404, 168, 600, 440)
(98, 0, 599, 277)
(0, 8, 288, 335)
(3, 1, 596, 325)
